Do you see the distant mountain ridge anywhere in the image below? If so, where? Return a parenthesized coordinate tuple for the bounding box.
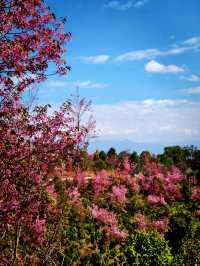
(89, 138, 200, 154)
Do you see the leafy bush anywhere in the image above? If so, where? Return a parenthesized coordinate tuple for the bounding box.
(173, 219, 200, 265)
(125, 231, 173, 266)
(165, 205, 193, 254)
(94, 159, 108, 170)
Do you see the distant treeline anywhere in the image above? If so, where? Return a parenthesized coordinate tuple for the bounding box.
(80, 145, 200, 180)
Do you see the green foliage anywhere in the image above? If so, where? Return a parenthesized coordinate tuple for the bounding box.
(158, 154, 174, 167)
(163, 146, 187, 164)
(125, 231, 173, 266)
(140, 151, 152, 160)
(101, 244, 127, 265)
(94, 159, 108, 170)
(107, 147, 117, 157)
(181, 180, 192, 201)
(79, 151, 94, 171)
(158, 145, 200, 181)
(129, 151, 140, 164)
(165, 204, 193, 254)
(172, 219, 200, 265)
(99, 150, 107, 161)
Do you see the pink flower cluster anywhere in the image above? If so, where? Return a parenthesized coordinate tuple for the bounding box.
(68, 187, 80, 202)
(152, 218, 169, 234)
(32, 217, 46, 245)
(147, 194, 166, 205)
(166, 166, 184, 183)
(135, 213, 149, 230)
(45, 183, 57, 199)
(196, 206, 200, 216)
(104, 225, 128, 240)
(74, 171, 87, 188)
(135, 213, 168, 234)
(122, 158, 132, 172)
(92, 171, 111, 196)
(123, 175, 139, 193)
(90, 204, 127, 240)
(90, 204, 117, 225)
(139, 163, 186, 202)
(191, 187, 200, 201)
(110, 185, 127, 206)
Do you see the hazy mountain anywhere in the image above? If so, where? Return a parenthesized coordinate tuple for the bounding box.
(89, 138, 200, 154)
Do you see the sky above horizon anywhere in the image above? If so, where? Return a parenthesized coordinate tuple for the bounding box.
(37, 0, 200, 152)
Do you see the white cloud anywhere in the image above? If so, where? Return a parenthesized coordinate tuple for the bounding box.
(183, 86, 200, 95)
(114, 36, 200, 62)
(181, 74, 200, 82)
(80, 36, 200, 65)
(115, 49, 160, 62)
(48, 80, 109, 89)
(114, 46, 190, 62)
(164, 46, 190, 55)
(142, 99, 188, 106)
(93, 99, 200, 143)
(183, 37, 200, 45)
(48, 80, 68, 88)
(81, 55, 110, 64)
(73, 80, 109, 89)
(105, 1, 133, 10)
(145, 60, 185, 74)
(105, 0, 148, 10)
(134, 0, 148, 8)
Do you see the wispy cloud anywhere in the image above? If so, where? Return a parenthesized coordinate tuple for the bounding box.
(93, 99, 200, 143)
(105, 0, 148, 11)
(48, 80, 109, 89)
(47, 80, 68, 88)
(114, 36, 200, 62)
(80, 36, 200, 65)
(134, 0, 148, 8)
(183, 36, 200, 45)
(81, 55, 110, 64)
(183, 86, 200, 95)
(145, 60, 185, 74)
(114, 46, 191, 62)
(105, 1, 133, 10)
(115, 49, 161, 61)
(181, 74, 200, 82)
(73, 80, 109, 89)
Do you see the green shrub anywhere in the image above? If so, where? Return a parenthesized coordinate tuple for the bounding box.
(165, 206, 193, 254)
(94, 159, 108, 170)
(89, 244, 127, 266)
(173, 219, 200, 265)
(125, 230, 173, 266)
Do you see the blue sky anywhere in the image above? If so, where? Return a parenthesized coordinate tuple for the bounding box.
(37, 0, 200, 152)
